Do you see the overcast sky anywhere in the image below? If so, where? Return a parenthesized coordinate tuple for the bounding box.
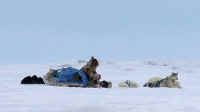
(0, 0, 200, 64)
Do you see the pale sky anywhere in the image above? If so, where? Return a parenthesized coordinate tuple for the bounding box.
(0, 0, 200, 64)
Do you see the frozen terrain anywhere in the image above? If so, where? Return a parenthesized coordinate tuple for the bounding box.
(1, 60, 200, 112)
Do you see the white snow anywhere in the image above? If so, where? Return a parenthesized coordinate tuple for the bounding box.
(1, 60, 200, 112)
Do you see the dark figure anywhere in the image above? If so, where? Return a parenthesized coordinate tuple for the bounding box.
(100, 80, 112, 88)
(21, 75, 45, 84)
(80, 57, 101, 87)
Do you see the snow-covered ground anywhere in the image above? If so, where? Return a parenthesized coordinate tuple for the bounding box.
(1, 60, 200, 112)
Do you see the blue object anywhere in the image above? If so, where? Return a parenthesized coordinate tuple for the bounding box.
(57, 67, 88, 87)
